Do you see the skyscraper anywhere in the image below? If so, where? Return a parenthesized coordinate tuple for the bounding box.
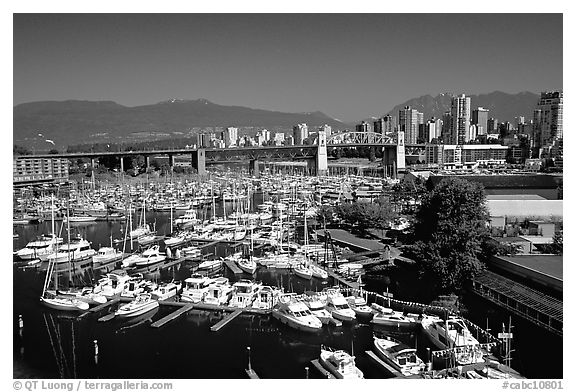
(449, 94, 471, 144)
(398, 106, 423, 144)
(533, 91, 563, 149)
(472, 107, 489, 136)
(293, 123, 309, 145)
(356, 121, 370, 133)
(487, 118, 498, 133)
(221, 127, 238, 147)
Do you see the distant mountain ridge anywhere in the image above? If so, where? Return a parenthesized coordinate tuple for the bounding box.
(384, 91, 541, 124)
(13, 98, 349, 148)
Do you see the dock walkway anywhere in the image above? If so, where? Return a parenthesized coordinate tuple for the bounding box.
(151, 303, 195, 328)
(223, 259, 243, 274)
(210, 309, 243, 332)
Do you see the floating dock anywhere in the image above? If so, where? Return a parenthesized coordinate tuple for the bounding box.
(365, 350, 404, 378)
(211, 309, 243, 332)
(98, 313, 116, 322)
(151, 303, 195, 328)
(223, 259, 243, 274)
(310, 359, 335, 379)
(89, 297, 122, 313)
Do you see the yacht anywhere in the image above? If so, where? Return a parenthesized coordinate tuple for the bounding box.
(420, 315, 485, 365)
(325, 293, 356, 322)
(123, 245, 166, 268)
(174, 209, 200, 227)
(229, 280, 260, 308)
(92, 247, 124, 268)
(181, 275, 213, 303)
(309, 264, 328, 280)
(345, 295, 374, 319)
(14, 235, 63, 261)
(163, 231, 192, 247)
(93, 269, 132, 298)
(303, 295, 332, 324)
(373, 335, 426, 376)
(57, 287, 107, 306)
(371, 304, 418, 328)
(46, 236, 96, 264)
(197, 258, 222, 271)
(237, 258, 258, 275)
(251, 285, 281, 310)
(203, 277, 233, 305)
(151, 281, 182, 301)
(40, 291, 90, 311)
(115, 293, 159, 318)
(318, 347, 364, 379)
(272, 296, 322, 333)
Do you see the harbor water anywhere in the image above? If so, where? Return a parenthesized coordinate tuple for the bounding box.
(13, 210, 561, 379)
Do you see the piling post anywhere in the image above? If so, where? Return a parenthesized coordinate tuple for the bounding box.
(247, 346, 252, 371)
(94, 340, 99, 365)
(426, 347, 432, 371)
(18, 314, 24, 338)
(305, 366, 309, 379)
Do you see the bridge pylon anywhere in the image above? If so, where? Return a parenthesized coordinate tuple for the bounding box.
(316, 129, 328, 176)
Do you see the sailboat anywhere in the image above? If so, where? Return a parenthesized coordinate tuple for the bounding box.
(40, 196, 89, 311)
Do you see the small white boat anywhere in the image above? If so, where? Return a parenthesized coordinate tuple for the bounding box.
(115, 293, 159, 318)
(57, 287, 107, 306)
(303, 296, 333, 324)
(181, 275, 213, 303)
(163, 231, 192, 247)
(345, 295, 374, 319)
(40, 292, 90, 311)
(64, 215, 98, 223)
(198, 259, 222, 270)
(151, 281, 182, 301)
(93, 269, 132, 297)
(272, 296, 322, 333)
(92, 247, 124, 268)
(129, 224, 152, 240)
(181, 246, 202, 258)
(325, 293, 356, 322)
(309, 264, 328, 279)
(15, 235, 63, 261)
(229, 280, 260, 308)
(237, 258, 258, 275)
(319, 347, 364, 379)
(371, 304, 417, 328)
(251, 285, 281, 310)
(47, 237, 97, 264)
(294, 264, 313, 280)
(131, 245, 167, 267)
(203, 277, 233, 305)
(373, 335, 426, 376)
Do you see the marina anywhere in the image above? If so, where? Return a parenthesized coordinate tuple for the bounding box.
(11, 171, 561, 379)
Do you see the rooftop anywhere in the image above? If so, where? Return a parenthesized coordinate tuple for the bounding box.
(496, 254, 562, 281)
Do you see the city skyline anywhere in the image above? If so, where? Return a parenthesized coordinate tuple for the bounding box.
(13, 13, 562, 123)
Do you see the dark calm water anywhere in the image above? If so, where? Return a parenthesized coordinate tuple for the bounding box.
(13, 210, 562, 379)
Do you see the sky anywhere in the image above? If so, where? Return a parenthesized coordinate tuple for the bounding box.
(13, 13, 563, 123)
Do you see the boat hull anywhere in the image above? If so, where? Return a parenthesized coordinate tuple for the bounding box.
(116, 301, 159, 318)
(272, 310, 322, 333)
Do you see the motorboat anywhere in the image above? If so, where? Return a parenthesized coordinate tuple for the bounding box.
(203, 277, 233, 305)
(272, 296, 322, 333)
(92, 247, 124, 268)
(371, 304, 418, 328)
(130, 245, 167, 267)
(46, 236, 97, 264)
(229, 280, 260, 308)
(309, 264, 328, 280)
(181, 275, 213, 303)
(373, 335, 426, 376)
(129, 224, 152, 240)
(121, 276, 156, 298)
(420, 315, 485, 365)
(318, 347, 364, 379)
(325, 293, 356, 322)
(93, 269, 132, 298)
(115, 293, 159, 318)
(181, 246, 202, 258)
(251, 285, 281, 310)
(163, 231, 192, 247)
(64, 215, 98, 223)
(151, 281, 182, 301)
(293, 264, 313, 280)
(197, 259, 222, 271)
(174, 209, 200, 226)
(345, 295, 374, 319)
(303, 295, 332, 324)
(14, 234, 63, 261)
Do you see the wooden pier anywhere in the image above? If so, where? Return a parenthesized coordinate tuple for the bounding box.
(325, 267, 360, 290)
(151, 303, 195, 328)
(89, 297, 123, 313)
(223, 259, 243, 274)
(98, 313, 116, 322)
(365, 350, 404, 378)
(310, 359, 335, 379)
(210, 309, 243, 332)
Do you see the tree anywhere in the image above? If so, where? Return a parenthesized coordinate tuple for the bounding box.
(13, 145, 32, 155)
(335, 201, 396, 234)
(410, 178, 490, 297)
(48, 149, 59, 154)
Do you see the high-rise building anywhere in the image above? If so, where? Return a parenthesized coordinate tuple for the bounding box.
(221, 127, 238, 147)
(293, 123, 309, 145)
(487, 118, 498, 133)
(472, 107, 489, 136)
(441, 112, 452, 142)
(318, 124, 332, 138)
(533, 91, 563, 149)
(514, 116, 525, 129)
(273, 132, 285, 146)
(399, 106, 423, 144)
(449, 94, 471, 144)
(373, 118, 384, 134)
(356, 121, 370, 133)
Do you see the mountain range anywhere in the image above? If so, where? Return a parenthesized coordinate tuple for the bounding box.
(14, 91, 542, 149)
